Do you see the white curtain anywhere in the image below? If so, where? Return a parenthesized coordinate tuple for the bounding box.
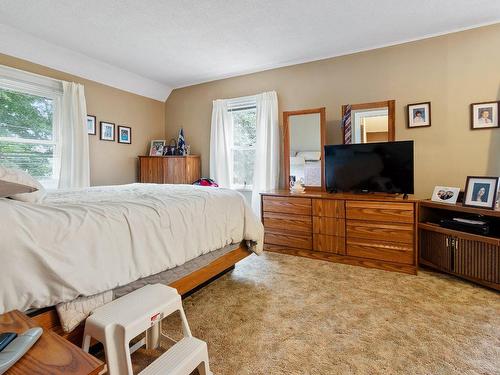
(251, 91, 280, 214)
(57, 82, 90, 189)
(209, 99, 233, 188)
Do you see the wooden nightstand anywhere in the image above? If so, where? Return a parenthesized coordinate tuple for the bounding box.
(0, 310, 104, 375)
(138, 155, 201, 184)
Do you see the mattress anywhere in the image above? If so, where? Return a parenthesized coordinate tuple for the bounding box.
(56, 243, 242, 332)
(0, 183, 263, 314)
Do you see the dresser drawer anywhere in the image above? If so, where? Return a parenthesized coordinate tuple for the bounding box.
(265, 231, 312, 250)
(313, 217, 345, 237)
(312, 199, 345, 218)
(263, 212, 312, 235)
(346, 201, 414, 223)
(346, 220, 413, 244)
(346, 238, 414, 264)
(262, 196, 312, 215)
(313, 234, 345, 254)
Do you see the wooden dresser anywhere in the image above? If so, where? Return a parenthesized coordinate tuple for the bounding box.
(261, 190, 418, 274)
(139, 155, 201, 184)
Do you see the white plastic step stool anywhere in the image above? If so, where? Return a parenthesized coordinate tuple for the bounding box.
(82, 284, 212, 375)
(139, 337, 210, 375)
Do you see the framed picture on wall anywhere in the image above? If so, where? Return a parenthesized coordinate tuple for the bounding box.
(470, 101, 499, 130)
(117, 126, 132, 144)
(87, 115, 96, 135)
(407, 102, 431, 128)
(463, 176, 499, 209)
(100, 121, 115, 141)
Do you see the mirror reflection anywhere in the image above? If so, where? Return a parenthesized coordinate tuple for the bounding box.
(289, 113, 322, 187)
(352, 108, 389, 143)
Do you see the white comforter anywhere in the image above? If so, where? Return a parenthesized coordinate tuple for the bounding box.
(0, 183, 263, 313)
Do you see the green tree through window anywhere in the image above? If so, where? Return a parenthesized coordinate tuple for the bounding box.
(231, 107, 256, 188)
(0, 88, 57, 184)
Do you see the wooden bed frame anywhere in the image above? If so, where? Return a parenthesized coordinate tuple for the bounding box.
(28, 242, 252, 346)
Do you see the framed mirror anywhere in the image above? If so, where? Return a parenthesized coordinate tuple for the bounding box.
(283, 107, 326, 191)
(342, 100, 395, 144)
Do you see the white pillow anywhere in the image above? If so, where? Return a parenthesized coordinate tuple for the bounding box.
(0, 166, 46, 203)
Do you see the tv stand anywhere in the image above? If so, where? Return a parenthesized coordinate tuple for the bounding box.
(419, 200, 499, 290)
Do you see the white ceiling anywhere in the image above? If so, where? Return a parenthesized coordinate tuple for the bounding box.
(0, 0, 499, 101)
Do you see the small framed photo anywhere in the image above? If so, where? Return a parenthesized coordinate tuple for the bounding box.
(407, 102, 431, 128)
(463, 176, 499, 210)
(87, 115, 96, 135)
(100, 121, 115, 141)
(470, 101, 499, 130)
(117, 126, 131, 144)
(431, 186, 460, 204)
(149, 140, 166, 156)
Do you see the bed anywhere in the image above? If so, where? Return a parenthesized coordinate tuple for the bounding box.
(0, 183, 263, 343)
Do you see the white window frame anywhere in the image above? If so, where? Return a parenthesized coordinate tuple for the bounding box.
(227, 95, 257, 191)
(0, 65, 63, 188)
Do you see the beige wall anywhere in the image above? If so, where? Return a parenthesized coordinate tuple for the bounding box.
(165, 24, 500, 198)
(0, 54, 165, 186)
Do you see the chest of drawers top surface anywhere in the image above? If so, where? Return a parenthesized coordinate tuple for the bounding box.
(261, 190, 417, 202)
(261, 191, 415, 218)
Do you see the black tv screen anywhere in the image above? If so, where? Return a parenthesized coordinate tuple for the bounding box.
(325, 141, 414, 194)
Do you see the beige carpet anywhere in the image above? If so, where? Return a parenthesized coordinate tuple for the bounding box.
(131, 252, 500, 375)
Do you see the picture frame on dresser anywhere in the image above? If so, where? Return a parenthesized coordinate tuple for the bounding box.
(463, 176, 499, 210)
(431, 186, 460, 204)
(149, 140, 165, 156)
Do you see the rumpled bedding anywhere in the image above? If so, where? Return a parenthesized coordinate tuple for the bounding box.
(0, 183, 263, 314)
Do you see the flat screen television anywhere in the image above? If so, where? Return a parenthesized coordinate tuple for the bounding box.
(325, 141, 414, 194)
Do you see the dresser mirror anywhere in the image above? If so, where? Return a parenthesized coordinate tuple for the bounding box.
(283, 107, 326, 190)
(342, 100, 395, 144)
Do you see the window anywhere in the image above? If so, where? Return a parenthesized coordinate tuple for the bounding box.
(0, 66, 62, 189)
(228, 97, 257, 190)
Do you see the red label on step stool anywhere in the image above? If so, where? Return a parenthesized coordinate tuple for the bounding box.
(151, 313, 160, 322)
(150, 312, 163, 326)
